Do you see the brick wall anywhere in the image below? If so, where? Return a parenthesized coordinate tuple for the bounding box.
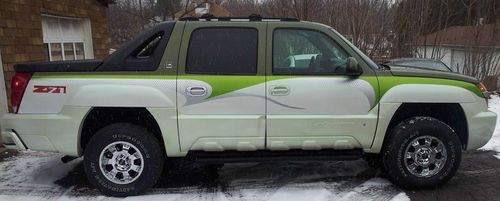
(0, 0, 110, 110)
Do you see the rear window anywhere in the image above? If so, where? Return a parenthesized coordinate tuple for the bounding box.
(186, 28, 258, 75)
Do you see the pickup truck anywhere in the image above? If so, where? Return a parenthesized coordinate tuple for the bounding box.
(1, 15, 496, 197)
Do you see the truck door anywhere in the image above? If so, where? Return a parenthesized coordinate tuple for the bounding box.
(265, 22, 379, 151)
(177, 22, 267, 152)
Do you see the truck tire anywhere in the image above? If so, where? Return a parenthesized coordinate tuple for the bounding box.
(382, 116, 461, 189)
(83, 123, 164, 197)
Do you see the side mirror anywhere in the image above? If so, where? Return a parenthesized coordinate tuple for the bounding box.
(346, 57, 363, 75)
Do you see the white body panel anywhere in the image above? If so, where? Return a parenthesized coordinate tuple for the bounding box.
(267, 78, 375, 115)
(177, 78, 266, 152)
(266, 77, 378, 150)
(461, 94, 496, 150)
(19, 78, 177, 114)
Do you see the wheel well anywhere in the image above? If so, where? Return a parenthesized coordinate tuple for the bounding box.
(384, 103, 468, 150)
(79, 107, 165, 155)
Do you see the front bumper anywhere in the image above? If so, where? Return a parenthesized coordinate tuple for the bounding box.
(461, 98, 497, 150)
(465, 110, 497, 150)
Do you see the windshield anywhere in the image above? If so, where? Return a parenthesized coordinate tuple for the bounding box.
(391, 60, 452, 72)
(328, 28, 379, 70)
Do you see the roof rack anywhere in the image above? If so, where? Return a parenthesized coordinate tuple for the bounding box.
(179, 14, 299, 22)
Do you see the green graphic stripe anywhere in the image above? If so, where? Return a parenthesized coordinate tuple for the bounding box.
(32, 74, 483, 100)
(377, 76, 483, 98)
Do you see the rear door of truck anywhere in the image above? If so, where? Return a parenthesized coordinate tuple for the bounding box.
(176, 21, 267, 152)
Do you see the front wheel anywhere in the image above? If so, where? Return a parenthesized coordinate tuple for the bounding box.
(382, 117, 462, 189)
(84, 123, 164, 197)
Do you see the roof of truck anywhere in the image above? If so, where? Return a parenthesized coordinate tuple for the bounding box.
(179, 14, 300, 22)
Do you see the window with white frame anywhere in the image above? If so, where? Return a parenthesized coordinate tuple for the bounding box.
(42, 15, 94, 61)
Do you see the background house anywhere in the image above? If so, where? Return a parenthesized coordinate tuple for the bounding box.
(0, 0, 112, 112)
(418, 24, 500, 89)
(0, 0, 113, 145)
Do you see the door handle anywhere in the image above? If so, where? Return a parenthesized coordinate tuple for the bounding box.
(186, 86, 207, 96)
(269, 85, 290, 96)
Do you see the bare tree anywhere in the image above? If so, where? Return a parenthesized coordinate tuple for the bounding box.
(107, 0, 500, 87)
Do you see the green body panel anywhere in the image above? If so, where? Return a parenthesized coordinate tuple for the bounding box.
(377, 76, 483, 98)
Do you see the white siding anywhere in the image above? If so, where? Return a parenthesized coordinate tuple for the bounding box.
(450, 49, 465, 72)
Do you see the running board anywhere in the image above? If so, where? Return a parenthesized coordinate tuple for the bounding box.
(186, 149, 364, 163)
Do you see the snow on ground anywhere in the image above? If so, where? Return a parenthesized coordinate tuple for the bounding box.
(480, 95, 500, 159)
(0, 150, 406, 201)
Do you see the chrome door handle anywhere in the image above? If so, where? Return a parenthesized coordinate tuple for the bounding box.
(269, 85, 290, 96)
(186, 86, 207, 96)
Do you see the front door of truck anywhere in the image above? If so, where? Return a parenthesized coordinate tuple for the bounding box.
(177, 22, 267, 152)
(265, 22, 379, 151)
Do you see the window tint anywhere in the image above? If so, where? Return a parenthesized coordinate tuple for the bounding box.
(186, 28, 258, 74)
(273, 29, 349, 75)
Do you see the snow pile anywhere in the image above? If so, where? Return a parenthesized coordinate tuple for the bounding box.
(480, 95, 500, 158)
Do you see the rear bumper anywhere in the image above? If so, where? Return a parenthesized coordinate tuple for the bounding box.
(0, 107, 91, 156)
(1, 130, 27, 150)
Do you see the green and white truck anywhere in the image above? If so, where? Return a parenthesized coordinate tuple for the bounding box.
(1, 16, 496, 196)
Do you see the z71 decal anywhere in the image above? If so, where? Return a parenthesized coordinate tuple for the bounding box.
(33, 85, 67, 94)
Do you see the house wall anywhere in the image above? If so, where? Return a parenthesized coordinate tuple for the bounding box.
(0, 0, 110, 110)
(0, 49, 5, 146)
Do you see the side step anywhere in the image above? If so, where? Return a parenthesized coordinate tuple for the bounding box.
(186, 149, 364, 164)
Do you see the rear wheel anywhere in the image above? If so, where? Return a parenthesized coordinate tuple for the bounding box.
(84, 123, 164, 197)
(382, 117, 462, 189)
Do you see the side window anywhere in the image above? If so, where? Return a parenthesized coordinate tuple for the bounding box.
(135, 33, 163, 59)
(273, 29, 349, 75)
(186, 28, 258, 75)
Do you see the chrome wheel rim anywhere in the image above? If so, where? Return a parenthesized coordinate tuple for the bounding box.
(99, 141, 144, 184)
(404, 135, 447, 177)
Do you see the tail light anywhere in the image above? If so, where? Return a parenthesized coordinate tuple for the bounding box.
(10, 73, 31, 113)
